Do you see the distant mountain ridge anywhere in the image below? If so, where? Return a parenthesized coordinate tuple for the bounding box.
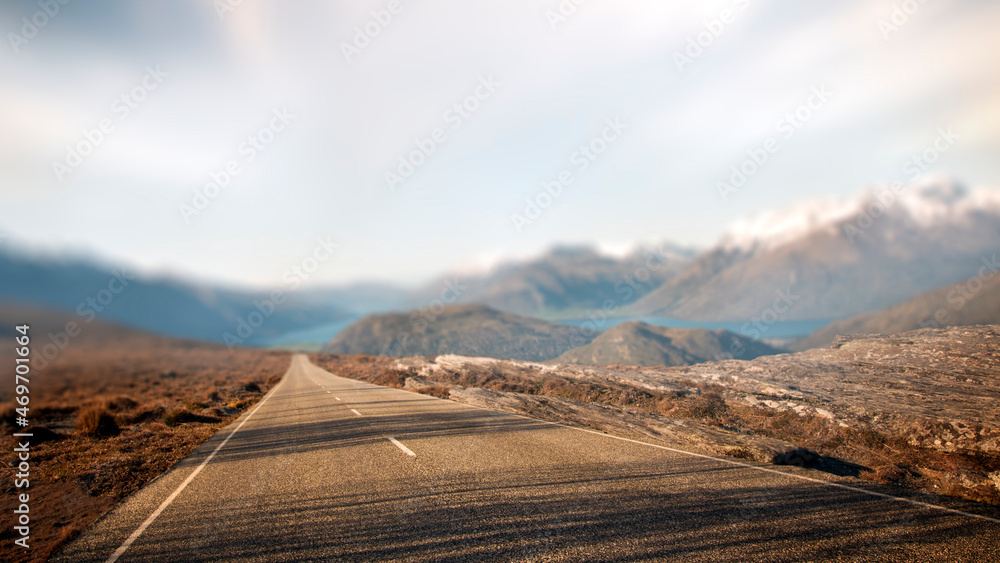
(409, 244, 695, 318)
(324, 306, 786, 366)
(5, 177, 999, 348)
(0, 249, 349, 346)
(322, 304, 595, 361)
(793, 262, 1000, 350)
(550, 321, 783, 367)
(630, 179, 1000, 322)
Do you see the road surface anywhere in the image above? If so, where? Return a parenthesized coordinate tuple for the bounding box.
(55, 354, 1000, 562)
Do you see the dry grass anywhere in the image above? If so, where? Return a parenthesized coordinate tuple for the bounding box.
(310, 353, 1000, 507)
(0, 336, 289, 563)
(75, 407, 119, 437)
(416, 385, 451, 399)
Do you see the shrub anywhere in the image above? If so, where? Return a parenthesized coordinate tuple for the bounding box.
(77, 407, 120, 437)
(162, 408, 193, 426)
(162, 408, 220, 426)
(681, 392, 727, 419)
(417, 385, 451, 399)
(373, 368, 409, 388)
(226, 399, 252, 411)
(105, 396, 138, 411)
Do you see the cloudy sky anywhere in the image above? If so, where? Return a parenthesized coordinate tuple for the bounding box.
(1, 0, 999, 288)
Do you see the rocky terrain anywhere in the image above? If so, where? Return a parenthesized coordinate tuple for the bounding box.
(312, 324, 1000, 506)
(551, 321, 782, 367)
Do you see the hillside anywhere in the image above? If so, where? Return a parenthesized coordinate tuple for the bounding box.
(411, 245, 694, 317)
(793, 266, 1000, 351)
(0, 249, 350, 346)
(550, 321, 782, 367)
(631, 180, 1000, 321)
(322, 304, 596, 361)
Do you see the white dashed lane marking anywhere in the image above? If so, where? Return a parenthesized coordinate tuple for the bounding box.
(387, 437, 416, 457)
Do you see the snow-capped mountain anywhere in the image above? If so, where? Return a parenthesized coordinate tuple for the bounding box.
(720, 177, 999, 254)
(632, 177, 1000, 322)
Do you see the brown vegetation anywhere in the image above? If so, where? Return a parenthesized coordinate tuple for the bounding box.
(0, 334, 289, 562)
(311, 347, 1000, 508)
(75, 407, 119, 437)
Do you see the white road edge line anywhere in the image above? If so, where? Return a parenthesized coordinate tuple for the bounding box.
(473, 404, 1000, 526)
(302, 357, 1000, 526)
(387, 437, 416, 457)
(351, 408, 362, 416)
(104, 362, 291, 562)
(565, 425, 1000, 525)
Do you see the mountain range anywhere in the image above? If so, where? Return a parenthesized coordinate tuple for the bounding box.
(0, 249, 350, 347)
(406, 244, 696, 318)
(3, 177, 998, 351)
(793, 262, 1000, 350)
(322, 305, 784, 367)
(629, 179, 1000, 322)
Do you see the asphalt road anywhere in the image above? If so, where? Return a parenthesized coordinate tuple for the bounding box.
(55, 354, 1000, 562)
